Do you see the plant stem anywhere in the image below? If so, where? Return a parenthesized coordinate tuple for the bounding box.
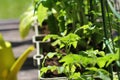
(100, 0, 113, 79)
(105, 1, 115, 52)
(106, 1, 120, 79)
(100, 0, 108, 39)
(117, 24, 120, 80)
(79, 0, 86, 26)
(89, 0, 94, 23)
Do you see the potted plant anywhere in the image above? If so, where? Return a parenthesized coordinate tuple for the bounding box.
(41, 31, 120, 80)
(19, 0, 120, 79)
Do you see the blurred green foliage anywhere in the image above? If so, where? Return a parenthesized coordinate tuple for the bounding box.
(0, 0, 32, 19)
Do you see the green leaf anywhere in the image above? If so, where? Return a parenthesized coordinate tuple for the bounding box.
(42, 34, 60, 41)
(75, 63, 81, 68)
(86, 67, 98, 71)
(65, 65, 70, 73)
(57, 66, 64, 74)
(97, 53, 117, 68)
(99, 51, 105, 56)
(71, 41, 77, 48)
(106, 54, 117, 67)
(70, 72, 80, 79)
(37, 4, 48, 26)
(19, 17, 33, 38)
(19, 6, 34, 38)
(60, 33, 80, 48)
(47, 52, 57, 58)
(51, 40, 61, 46)
(86, 67, 110, 80)
(19, 6, 34, 39)
(47, 66, 57, 72)
(59, 55, 74, 66)
(59, 54, 81, 66)
(71, 65, 76, 73)
(97, 57, 107, 68)
(45, 52, 62, 59)
(40, 67, 48, 77)
(40, 66, 58, 77)
(60, 43, 65, 48)
(97, 69, 110, 80)
(61, 30, 67, 36)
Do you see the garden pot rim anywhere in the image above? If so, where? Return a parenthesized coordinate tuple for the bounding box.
(40, 77, 68, 80)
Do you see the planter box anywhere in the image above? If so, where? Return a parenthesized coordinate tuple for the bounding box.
(40, 77, 68, 80)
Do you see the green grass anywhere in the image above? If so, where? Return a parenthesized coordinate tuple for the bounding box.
(0, 0, 32, 19)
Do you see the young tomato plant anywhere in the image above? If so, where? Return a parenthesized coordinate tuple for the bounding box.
(40, 32, 119, 79)
(40, 47, 118, 79)
(43, 32, 80, 53)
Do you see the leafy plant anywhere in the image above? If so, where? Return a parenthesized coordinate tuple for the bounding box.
(40, 31, 120, 79)
(43, 32, 80, 52)
(40, 47, 118, 79)
(19, 0, 120, 79)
